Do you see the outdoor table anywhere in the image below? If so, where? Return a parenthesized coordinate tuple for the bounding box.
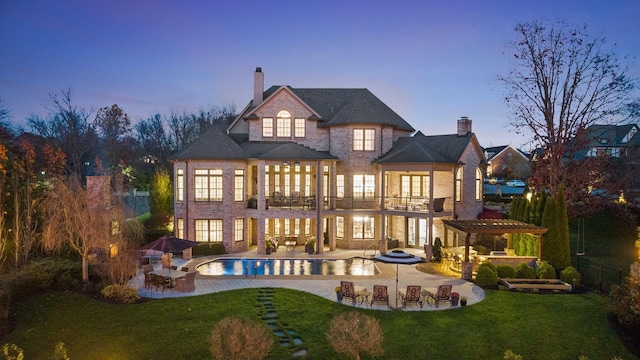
(151, 269, 187, 288)
(356, 289, 371, 306)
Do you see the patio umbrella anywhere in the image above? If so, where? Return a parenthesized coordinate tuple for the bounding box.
(141, 235, 199, 268)
(374, 250, 425, 308)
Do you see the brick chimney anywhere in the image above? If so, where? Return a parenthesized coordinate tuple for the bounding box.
(253, 67, 264, 106)
(457, 116, 472, 136)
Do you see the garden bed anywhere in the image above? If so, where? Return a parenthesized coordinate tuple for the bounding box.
(498, 278, 573, 292)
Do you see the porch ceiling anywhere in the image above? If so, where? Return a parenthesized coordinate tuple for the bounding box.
(442, 219, 548, 235)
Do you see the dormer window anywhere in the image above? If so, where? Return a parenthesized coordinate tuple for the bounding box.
(276, 110, 291, 137)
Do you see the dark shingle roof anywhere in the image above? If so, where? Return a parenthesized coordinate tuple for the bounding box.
(169, 126, 250, 160)
(170, 127, 336, 161)
(375, 132, 474, 164)
(261, 86, 414, 131)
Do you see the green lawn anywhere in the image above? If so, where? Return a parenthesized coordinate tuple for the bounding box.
(3, 289, 635, 360)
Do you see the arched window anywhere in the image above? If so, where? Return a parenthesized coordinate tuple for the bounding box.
(276, 110, 291, 137)
(475, 168, 482, 201)
(455, 168, 463, 202)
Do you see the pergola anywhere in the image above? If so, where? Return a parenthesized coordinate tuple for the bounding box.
(441, 219, 548, 280)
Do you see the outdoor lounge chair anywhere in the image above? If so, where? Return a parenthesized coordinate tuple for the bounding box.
(399, 285, 423, 308)
(340, 281, 358, 304)
(370, 285, 389, 308)
(175, 271, 197, 292)
(426, 284, 453, 307)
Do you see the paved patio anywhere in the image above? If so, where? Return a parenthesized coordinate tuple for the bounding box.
(132, 247, 485, 311)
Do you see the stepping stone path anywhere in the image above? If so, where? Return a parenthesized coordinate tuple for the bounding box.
(256, 288, 308, 357)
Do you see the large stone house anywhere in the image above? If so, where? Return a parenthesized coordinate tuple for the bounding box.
(483, 145, 531, 180)
(170, 68, 485, 255)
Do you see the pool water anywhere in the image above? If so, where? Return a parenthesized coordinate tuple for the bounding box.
(197, 257, 380, 276)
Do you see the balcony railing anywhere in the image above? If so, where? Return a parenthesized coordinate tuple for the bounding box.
(248, 194, 452, 213)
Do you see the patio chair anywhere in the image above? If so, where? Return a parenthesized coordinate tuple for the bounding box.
(154, 274, 170, 292)
(399, 285, 423, 308)
(426, 284, 453, 307)
(370, 285, 389, 308)
(181, 266, 190, 272)
(170, 265, 178, 270)
(175, 271, 197, 292)
(340, 281, 358, 304)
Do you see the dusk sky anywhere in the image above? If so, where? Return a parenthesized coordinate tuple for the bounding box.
(1, 0, 639, 150)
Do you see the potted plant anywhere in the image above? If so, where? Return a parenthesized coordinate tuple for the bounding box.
(265, 236, 276, 255)
(335, 286, 343, 302)
(451, 292, 460, 306)
(305, 236, 316, 254)
(460, 296, 467, 306)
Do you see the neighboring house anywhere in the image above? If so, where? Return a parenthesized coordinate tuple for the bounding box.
(170, 68, 485, 254)
(483, 145, 531, 180)
(576, 124, 640, 158)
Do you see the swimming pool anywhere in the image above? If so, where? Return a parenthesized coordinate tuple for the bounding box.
(196, 257, 380, 276)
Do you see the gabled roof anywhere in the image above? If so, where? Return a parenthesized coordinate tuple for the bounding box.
(169, 126, 336, 161)
(374, 132, 476, 164)
(233, 86, 414, 132)
(483, 145, 530, 162)
(582, 124, 640, 147)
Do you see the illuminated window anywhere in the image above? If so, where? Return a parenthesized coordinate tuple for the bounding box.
(176, 169, 184, 202)
(337, 174, 345, 199)
(284, 219, 291, 235)
(176, 218, 184, 239)
(235, 169, 244, 201)
(276, 110, 291, 137)
(294, 118, 305, 137)
(195, 219, 222, 242)
(265, 219, 270, 235)
(294, 218, 300, 235)
(305, 218, 310, 235)
(336, 216, 344, 237)
(274, 218, 281, 235)
(353, 129, 375, 151)
(262, 117, 273, 137)
(195, 169, 222, 201)
(353, 174, 375, 199)
(475, 168, 482, 201)
(353, 216, 374, 239)
(401, 175, 430, 198)
(234, 219, 244, 242)
(294, 174, 300, 193)
(305, 174, 311, 196)
(456, 168, 463, 202)
(111, 220, 120, 235)
(264, 173, 269, 196)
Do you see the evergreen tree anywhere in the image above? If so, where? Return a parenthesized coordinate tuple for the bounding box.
(554, 187, 571, 269)
(541, 196, 556, 264)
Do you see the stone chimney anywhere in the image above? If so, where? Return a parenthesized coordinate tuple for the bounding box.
(253, 67, 264, 106)
(457, 116, 472, 136)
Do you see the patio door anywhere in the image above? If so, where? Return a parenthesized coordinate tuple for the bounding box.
(407, 218, 416, 247)
(418, 218, 427, 247)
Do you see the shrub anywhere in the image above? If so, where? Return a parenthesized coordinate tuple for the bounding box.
(193, 243, 226, 256)
(475, 262, 498, 288)
(535, 261, 556, 279)
(514, 263, 535, 279)
(496, 264, 516, 278)
(504, 349, 523, 360)
(432, 237, 443, 262)
(100, 284, 140, 304)
(609, 265, 640, 328)
(209, 317, 273, 360)
(560, 266, 581, 285)
(6, 258, 81, 302)
(326, 311, 384, 360)
(1, 343, 24, 360)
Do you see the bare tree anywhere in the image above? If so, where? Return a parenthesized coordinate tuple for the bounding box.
(498, 20, 638, 201)
(28, 89, 98, 181)
(94, 104, 133, 171)
(41, 177, 126, 282)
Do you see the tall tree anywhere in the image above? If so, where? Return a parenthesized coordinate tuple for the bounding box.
(28, 89, 98, 181)
(94, 104, 133, 172)
(498, 20, 638, 202)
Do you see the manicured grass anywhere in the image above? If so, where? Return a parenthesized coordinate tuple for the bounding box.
(3, 289, 635, 359)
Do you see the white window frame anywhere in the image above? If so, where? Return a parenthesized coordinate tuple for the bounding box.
(353, 174, 375, 199)
(353, 129, 375, 151)
(234, 218, 244, 242)
(262, 117, 273, 137)
(235, 169, 244, 202)
(337, 174, 345, 199)
(276, 110, 291, 137)
(195, 169, 222, 201)
(176, 169, 184, 202)
(294, 118, 305, 137)
(195, 219, 222, 242)
(353, 216, 374, 239)
(336, 216, 344, 237)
